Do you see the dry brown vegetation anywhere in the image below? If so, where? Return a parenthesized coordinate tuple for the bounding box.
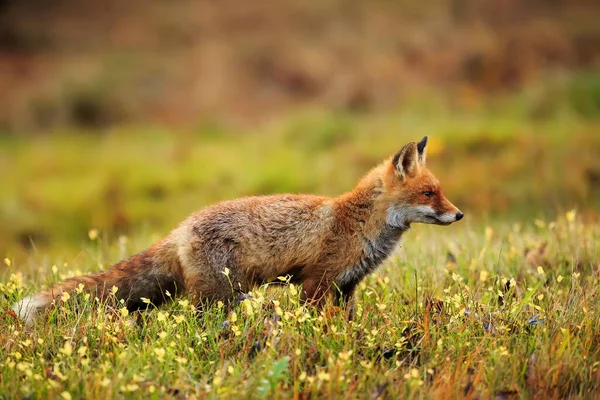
(1, 0, 599, 130)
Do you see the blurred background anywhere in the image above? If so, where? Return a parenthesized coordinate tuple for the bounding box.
(1, 0, 599, 259)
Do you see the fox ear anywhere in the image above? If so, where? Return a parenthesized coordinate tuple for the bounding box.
(416, 136, 428, 165)
(392, 142, 419, 180)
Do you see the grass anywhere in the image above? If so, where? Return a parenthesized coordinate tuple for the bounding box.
(1, 100, 599, 258)
(1, 211, 599, 399)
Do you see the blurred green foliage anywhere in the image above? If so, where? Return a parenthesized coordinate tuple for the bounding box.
(1, 74, 599, 259)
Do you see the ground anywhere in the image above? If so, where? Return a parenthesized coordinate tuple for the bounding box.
(1, 212, 599, 398)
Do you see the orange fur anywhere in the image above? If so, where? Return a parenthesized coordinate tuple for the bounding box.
(13, 136, 462, 324)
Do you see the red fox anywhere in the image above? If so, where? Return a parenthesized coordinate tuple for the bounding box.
(12, 136, 462, 324)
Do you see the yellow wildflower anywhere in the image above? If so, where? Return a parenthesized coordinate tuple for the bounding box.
(88, 229, 99, 240)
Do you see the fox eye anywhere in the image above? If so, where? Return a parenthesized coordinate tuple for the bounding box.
(423, 191, 434, 198)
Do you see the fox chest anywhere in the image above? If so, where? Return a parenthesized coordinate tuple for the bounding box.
(335, 225, 405, 287)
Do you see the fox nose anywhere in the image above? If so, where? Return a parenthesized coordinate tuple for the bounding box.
(455, 211, 464, 221)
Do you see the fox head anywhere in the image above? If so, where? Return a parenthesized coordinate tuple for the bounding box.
(383, 136, 463, 228)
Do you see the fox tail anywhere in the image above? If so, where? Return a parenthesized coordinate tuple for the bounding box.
(12, 240, 184, 325)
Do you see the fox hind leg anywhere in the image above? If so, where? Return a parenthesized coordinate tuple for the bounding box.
(182, 257, 249, 311)
(301, 274, 335, 309)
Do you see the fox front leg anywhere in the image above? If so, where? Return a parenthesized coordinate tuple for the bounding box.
(334, 280, 359, 320)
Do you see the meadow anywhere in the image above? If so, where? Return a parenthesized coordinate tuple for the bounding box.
(1, 84, 600, 399)
(1, 212, 599, 399)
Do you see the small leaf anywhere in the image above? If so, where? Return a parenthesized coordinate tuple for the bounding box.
(371, 383, 388, 399)
(483, 321, 495, 333)
(446, 251, 457, 265)
(527, 314, 545, 325)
